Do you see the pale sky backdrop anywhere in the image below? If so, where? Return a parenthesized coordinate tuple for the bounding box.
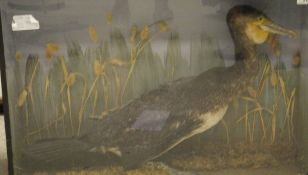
(0, 0, 306, 70)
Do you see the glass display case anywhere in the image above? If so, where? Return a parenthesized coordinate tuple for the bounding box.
(0, 0, 307, 174)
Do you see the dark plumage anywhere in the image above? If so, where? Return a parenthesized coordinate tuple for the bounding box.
(23, 5, 296, 171)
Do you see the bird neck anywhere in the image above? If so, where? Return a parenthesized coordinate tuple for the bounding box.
(223, 37, 260, 97)
(233, 35, 259, 75)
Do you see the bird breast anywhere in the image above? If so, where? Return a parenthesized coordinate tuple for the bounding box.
(192, 105, 229, 136)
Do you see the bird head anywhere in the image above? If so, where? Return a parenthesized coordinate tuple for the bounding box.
(227, 5, 297, 45)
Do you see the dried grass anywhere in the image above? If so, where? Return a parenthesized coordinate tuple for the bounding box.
(236, 59, 297, 145)
(163, 142, 296, 172)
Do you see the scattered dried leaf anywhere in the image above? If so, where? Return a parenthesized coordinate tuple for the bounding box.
(101, 111, 109, 118)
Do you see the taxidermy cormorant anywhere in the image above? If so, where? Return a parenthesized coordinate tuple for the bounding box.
(24, 5, 297, 170)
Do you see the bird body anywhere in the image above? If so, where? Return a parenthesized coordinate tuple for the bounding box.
(24, 60, 257, 169)
(23, 5, 297, 171)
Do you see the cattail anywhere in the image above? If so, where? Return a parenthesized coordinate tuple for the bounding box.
(47, 43, 59, 52)
(46, 43, 59, 60)
(94, 60, 105, 76)
(106, 13, 113, 25)
(15, 52, 22, 61)
(88, 25, 99, 43)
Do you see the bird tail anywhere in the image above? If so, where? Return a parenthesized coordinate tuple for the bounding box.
(23, 138, 92, 163)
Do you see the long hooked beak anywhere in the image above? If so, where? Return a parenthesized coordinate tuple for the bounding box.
(260, 19, 298, 38)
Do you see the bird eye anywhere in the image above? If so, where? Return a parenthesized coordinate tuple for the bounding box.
(258, 16, 263, 21)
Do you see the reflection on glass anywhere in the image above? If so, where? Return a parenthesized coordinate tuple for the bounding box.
(0, 1, 307, 174)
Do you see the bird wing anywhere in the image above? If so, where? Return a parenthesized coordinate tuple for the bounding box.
(84, 76, 193, 141)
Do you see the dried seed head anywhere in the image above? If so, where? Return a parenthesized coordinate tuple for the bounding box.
(47, 43, 59, 52)
(66, 74, 76, 87)
(140, 25, 150, 41)
(15, 52, 22, 61)
(109, 58, 127, 67)
(157, 20, 168, 32)
(267, 35, 281, 58)
(270, 71, 278, 87)
(88, 25, 99, 43)
(46, 43, 59, 60)
(130, 25, 138, 43)
(17, 89, 28, 107)
(106, 13, 113, 25)
(46, 50, 53, 60)
(94, 60, 105, 76)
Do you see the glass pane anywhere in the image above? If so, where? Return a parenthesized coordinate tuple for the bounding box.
(0, 0, 307, 174)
